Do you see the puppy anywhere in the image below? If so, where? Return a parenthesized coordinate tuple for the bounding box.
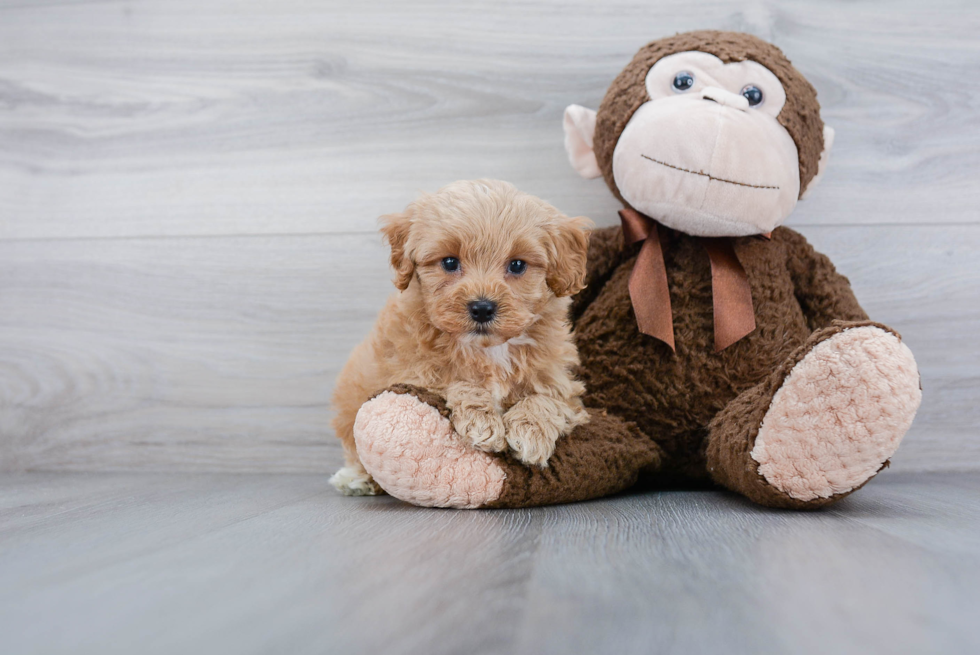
(330, 179, 593, 495)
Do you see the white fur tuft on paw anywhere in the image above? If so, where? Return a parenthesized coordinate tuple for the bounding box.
(330, 466, 382, 496)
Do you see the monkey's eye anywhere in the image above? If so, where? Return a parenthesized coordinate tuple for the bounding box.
(741, 85, 764, 106)
(441, 257, 460, 272)
(672, 71, 695, 92)
(508, 259, 527, 275)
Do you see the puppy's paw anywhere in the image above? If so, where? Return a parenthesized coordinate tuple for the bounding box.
(451, 408, 507, 454)
(330, 466, 384, 496)
(504, 411, 561, 468)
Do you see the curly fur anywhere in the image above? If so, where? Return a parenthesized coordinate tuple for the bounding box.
(352, 222, 916, 510)
(354, 385, 664, 509)
(331, 180, 592, 493)
(338, 33, 921, 511)
(572, 225, 869, 479)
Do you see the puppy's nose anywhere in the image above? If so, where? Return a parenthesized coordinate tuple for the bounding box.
(468, 299, 497, 324)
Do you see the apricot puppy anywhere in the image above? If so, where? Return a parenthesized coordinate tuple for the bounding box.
(330, 179, 592, 495)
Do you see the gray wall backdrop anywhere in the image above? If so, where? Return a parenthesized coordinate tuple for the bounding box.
(1, 0, 977, 473)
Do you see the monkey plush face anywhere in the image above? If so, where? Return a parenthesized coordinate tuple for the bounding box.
(564, 31, 834, 237)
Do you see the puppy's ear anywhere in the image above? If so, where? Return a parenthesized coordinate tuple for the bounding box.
(546, 214, 593, 297)
(379, 210, 415, 291)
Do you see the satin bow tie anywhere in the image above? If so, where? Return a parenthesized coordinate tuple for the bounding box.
(619, 207, 765, 352)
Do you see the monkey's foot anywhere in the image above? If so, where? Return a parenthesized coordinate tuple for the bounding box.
(354, 389, 507, 508)
(750, 325, 921, 502)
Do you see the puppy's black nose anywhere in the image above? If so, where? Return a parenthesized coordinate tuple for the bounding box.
(468, 299, 497, 324)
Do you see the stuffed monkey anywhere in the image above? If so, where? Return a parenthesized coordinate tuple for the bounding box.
(350, 31, 922, 509)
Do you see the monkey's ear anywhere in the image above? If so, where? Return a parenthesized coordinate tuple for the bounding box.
(546, 214, 594, 297)
(801, 125, 835, 200)
(378, 211, 415, 291)
(563, 105, 602, 179)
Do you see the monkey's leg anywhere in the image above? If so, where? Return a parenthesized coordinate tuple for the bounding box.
(352, 384, 662, 509)
(705, 321, 921, 509)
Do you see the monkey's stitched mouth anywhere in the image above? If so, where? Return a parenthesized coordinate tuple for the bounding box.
(641, 154, 779, 191)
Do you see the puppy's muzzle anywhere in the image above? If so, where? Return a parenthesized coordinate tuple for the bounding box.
(467, 299, 497, 324)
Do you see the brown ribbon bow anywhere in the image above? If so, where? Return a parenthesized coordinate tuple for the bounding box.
(619, 208, 760, 352)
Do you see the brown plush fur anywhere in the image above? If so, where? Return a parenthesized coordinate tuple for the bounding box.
(484, 408, 662, 508)
(369, 384, 663, 508)
(372, 222, 874, 509)
(571, 225, 867, 482)
(704, 320, 899, 509)
(593, 30, 825, 204)
(331, 180, 592, 492)
(347, 33, 911, 511)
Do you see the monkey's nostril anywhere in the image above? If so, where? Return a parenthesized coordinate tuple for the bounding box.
(701, 87, 749, 111)
(468, 299, 497, 324)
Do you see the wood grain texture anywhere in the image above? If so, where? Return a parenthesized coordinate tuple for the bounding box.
(0, 232, 390, 472)
(1, 471, 978, 655)
(0, 0, 977, 473)
(0, 225, 977, 473)
(0, 0, 979, 239)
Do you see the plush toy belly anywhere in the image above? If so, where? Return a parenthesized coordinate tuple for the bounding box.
(572, 229, 810, 465)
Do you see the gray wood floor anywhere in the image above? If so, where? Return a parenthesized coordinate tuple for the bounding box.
(1, 0, 979, 473)
(1, 471, 978, 655)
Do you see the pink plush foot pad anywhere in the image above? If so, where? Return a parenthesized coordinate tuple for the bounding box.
(751, 326, 922, 501)
(353, 391, 506, 508)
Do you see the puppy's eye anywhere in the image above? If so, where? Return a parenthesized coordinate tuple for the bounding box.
(741, 85, 764, 106)
(508, 259, 527, 275)
(672, 71, 695, 92)
(441, 257, 460, 273)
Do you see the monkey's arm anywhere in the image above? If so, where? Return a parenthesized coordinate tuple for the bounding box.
(569, 225, 630, 321)
(776, 227, 868, 330)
